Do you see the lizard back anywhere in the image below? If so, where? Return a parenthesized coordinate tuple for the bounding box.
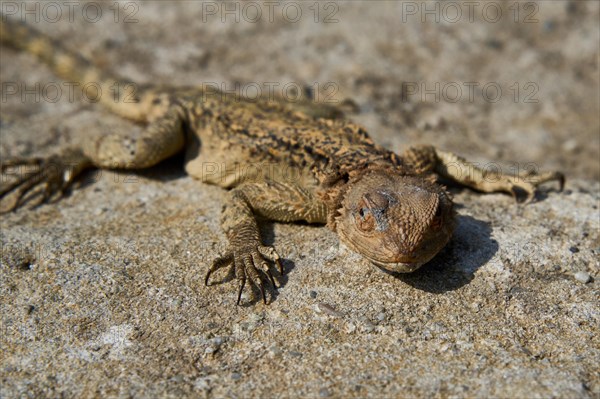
(180, 90, 403, 188)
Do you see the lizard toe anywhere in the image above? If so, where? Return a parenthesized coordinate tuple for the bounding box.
(508, 169, 565, 203)
(0, 157, 44, 172)
(236, 276, 246, 306)
(508, 182, 536, 204)
(258, 245, 284, 275)
(206, 244, 284, 305)
(205, 253, 234, 286)
(252, 252, 277, 289)
(237, 250, 269, 305)
(0, 149, 91, 213)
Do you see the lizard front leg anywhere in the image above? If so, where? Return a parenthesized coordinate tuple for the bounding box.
(403, 145, 564, 202)
(205, 180, 327, 305)
(0, 106, 185, 212)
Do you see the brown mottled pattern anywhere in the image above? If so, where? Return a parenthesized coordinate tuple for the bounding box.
(185, 91, 401, 175)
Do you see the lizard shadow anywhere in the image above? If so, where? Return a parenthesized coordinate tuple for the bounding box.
(129, 154, 189, 182)
(75, 154, 187, 192)
(253, 222, 295, 305)
(443, 182, 563, 204)
(383, 214, 498, 293)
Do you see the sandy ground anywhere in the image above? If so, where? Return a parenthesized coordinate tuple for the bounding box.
(1, 1, 598, 397)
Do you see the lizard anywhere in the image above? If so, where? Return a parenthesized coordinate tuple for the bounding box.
(0, 16, 564, 305)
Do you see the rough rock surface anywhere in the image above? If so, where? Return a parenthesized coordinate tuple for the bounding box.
(1, 1, 598, 397)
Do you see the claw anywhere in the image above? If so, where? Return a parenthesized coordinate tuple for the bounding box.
(205, 253, 234, 286)
(524, 189, 535, 204)
(207, 244, 284, 305)
(0, 175, 34, 198)
(509, 186, 519, 201)
(508, 170, 565, 204)
(252, 251, 278, 290)
(236, 278, 246, 305)
(7, 174, 45, 212)
(557, 172, 565, 191)
(39, 181, 55, 205)
(258, 245, 284, 275)
(0, 149, 91, 213)
(255, 279, 267, 304)
(266, 269, 277, 289)
(275, 258, 284, 275)
(0, 158, 43, 172)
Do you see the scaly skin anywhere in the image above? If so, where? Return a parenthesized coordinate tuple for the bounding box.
(0, 17, 564, 304)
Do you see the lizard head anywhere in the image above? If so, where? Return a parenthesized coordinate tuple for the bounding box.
(336, 170, 455, 273)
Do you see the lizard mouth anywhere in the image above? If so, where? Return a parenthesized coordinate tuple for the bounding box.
(368, 258, 425, 273)
(337, 225, 436, 273)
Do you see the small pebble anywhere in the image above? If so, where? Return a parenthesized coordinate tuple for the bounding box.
(569, 246, 580, 253)
(574, 271, 591, 284)
(359, 316, 376, 333)
(194, 377, 210, 391)
(204, 346, 217, 355)
(543, 20, 556, 32)
(309, 290, 317, 299)
(269, 345, 282, 357)
(316, 302, 344, 318)
(486, 38, 503, 50)
(319, 388, 331, 397)
(562, 139, 578, 152)
(345, 322, 357, 334)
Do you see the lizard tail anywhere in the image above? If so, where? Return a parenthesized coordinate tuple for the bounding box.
(0, 15, 151, 122)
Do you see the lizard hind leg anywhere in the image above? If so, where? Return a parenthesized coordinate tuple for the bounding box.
(0, 107, 186, 213)
(83, 107, 186, 170)
(0, 148, 92, 213)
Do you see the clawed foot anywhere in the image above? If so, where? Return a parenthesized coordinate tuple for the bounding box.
(0, 148, 91, 213)
(502, 169, 565, 203)
(205, 244, 284, 305)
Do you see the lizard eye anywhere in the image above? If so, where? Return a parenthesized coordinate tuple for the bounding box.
(355, 198, 376, 232)
(356, 209, 375, 231)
